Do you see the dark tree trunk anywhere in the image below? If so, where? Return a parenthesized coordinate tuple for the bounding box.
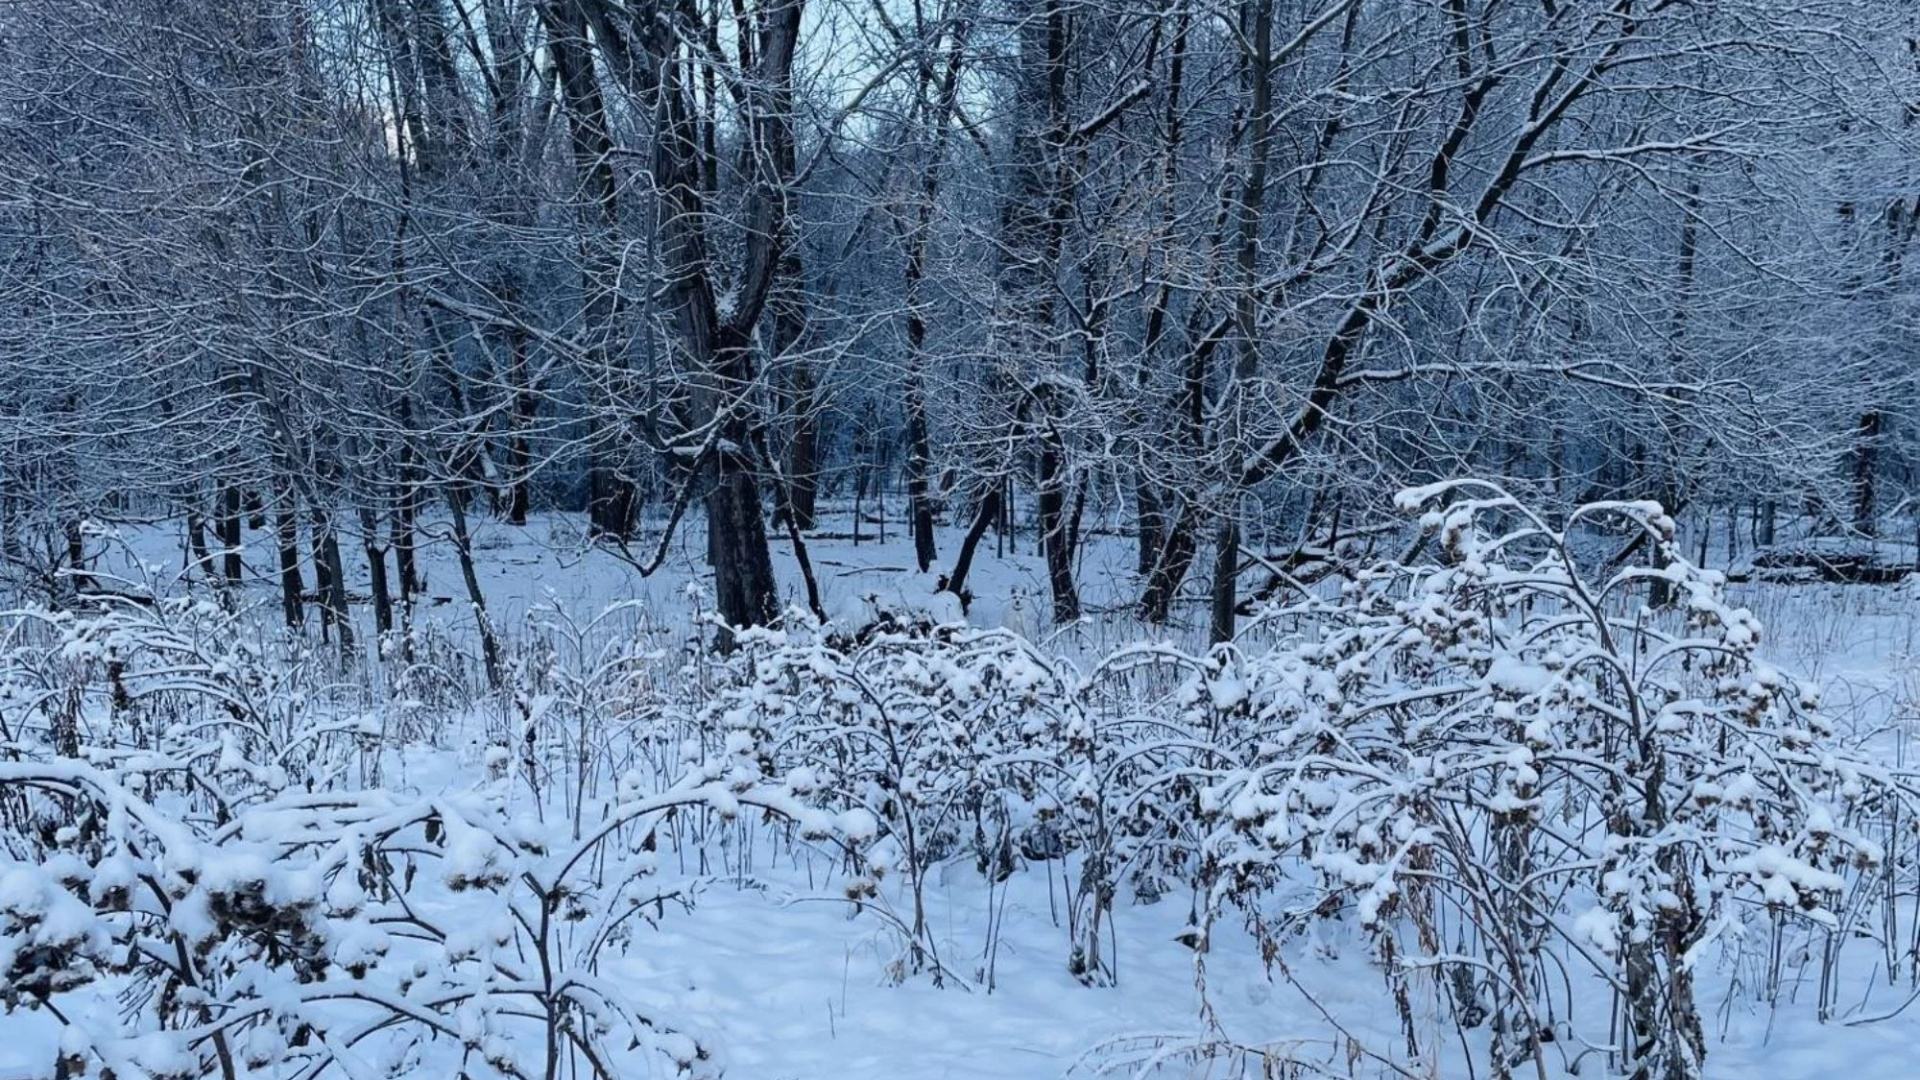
(1140, 499, 1197, 624)
(775, 246, 818, 532)
(505, 439, 532, 525)
(405, 0, 473, 159)
(1135, 482, 1162, 576)
(65, 518, 91, 596)
(759, 431, 828, 623)
(504, 330, 536, 527)
(447, 486, 502, 687)
(314, 508, 355, 661)
(1208, 517, 1239, 645)
(359, 507, 394, 637)
(1130, 2, 1189, 582)
(480, 0, 538, 529)
(943, 0, 1076, 613)
(1853, 409, 1882, 535)
(390, 498, 418, 664)
(393, 484, 420, 599)
(852, 457, 868, 546)
(578, 0, 801, 640)
(899, 9, 973, 574)
(707, 474, 779, 637)
(587, 459, 636, 540)
(1036, 419, 1080, 623)
(944, 486, 1002, 607)
(707, 334, 781, 642)
(1205, 0, 1276, 644)
(186, 504, 212, 582)
(1000, 477, 1013, 555)
(546, 0, 635, 541)
(219, 485, 244, 587)
(393, 398, 424, 605)
(274, 484, 305, 629)
(905, 386, 937, 572)
(311, 514, 335, 640)
(1137, 255, 1225, 622)
(783, 361, 820, 533)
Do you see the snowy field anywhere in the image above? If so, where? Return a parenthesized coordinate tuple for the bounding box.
(3, 499, 1918, 1080)
(11, 1, 1919, 1077)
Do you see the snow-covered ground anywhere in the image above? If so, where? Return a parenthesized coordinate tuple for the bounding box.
(4, 504, 1918, 1080)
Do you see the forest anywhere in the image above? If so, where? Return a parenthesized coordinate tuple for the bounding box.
(1, 0, 1918, 1077)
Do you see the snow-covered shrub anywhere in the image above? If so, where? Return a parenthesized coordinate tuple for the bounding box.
(704, 611, 1220, 989)
(0, 592, 873, 1080)
(0, 741, 872, 1080)
(696, 612, 1086, 985)
(1, 585, 373, 796)
(501, 600, 686, 835)
(1181, 481, 1905, 1079)
(386, 614, 491, 730)
(6, 487, 1910, 1079)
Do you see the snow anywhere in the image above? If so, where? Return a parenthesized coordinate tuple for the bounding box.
(3, 502, 1920, 1079)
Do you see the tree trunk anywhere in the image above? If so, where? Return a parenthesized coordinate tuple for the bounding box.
(783, 361, 820, 533)
(546, 0, 635, 541)
(1131, 1, 1188, 582)
(1138, 251, 1229, 621)
(359, 506, 394, 637)
(905, 386, 938, 572)
(390, 500, 418, 662)
(588, 455, 636, 540)
(706, 391, 779, 644)
(504, 330, 536, 527)
(1205, 0, 1276, 644)
(944, 486, 1001, 607)
(775, 246, 818, 532)
(1135, 482, 1162, 576)
(274, 484, 305, 629)
(186, 504, 211, 582)
(65, 518, 91, 596)
(447, 487, 502, 687)
(1140, 498, 1198, 624)
(899, 8, 973, 574)
(944, 0, 1072, 610)
(560, 0, 803, 640)
(1853, 409, 1881, 535)
(219, 485, 244, 587)
(1036, 418, 1080, 623)
(1208, 516, 1239, 646)
(313, 506, 355, 662)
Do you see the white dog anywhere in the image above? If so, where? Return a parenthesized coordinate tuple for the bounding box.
(996, 585, 1040, 641)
